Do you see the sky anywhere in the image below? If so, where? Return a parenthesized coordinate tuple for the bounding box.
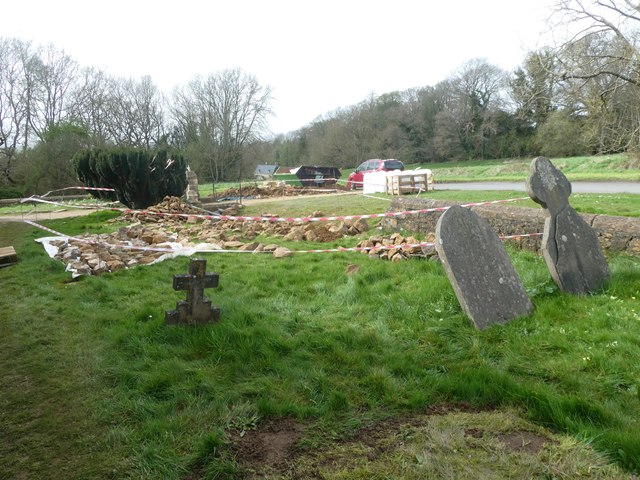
(2, 0, 555, 135)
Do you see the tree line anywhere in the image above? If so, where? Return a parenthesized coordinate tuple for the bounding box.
(1, 0, 639, 197)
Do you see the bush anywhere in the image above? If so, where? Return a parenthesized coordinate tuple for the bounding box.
(73, 147, 188, 209)
(535, 111, 588, 158)
(0, 186, 25, 199)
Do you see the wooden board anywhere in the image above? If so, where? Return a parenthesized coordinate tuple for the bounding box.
(0, 246, 17, 267)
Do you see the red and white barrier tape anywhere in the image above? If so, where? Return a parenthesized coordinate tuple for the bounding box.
(24, 220, 542, 256)
(20, 195, 531, 223)
(25, 185, 116, 200)
(120, 197, 531, 223)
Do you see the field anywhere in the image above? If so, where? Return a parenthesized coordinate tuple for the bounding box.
(1, 158, 640, 479)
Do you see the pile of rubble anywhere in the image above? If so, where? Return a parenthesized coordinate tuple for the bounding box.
(46, 228, 177, 276)
(356, 232, 439, 262)
(44, 197, 438, 276)
(208, 184, 340, 200)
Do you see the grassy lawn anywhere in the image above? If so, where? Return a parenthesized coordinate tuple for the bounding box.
(1, 192, 640, 478)
(412, 153, 640, 182)
(236, 190, 640, 219)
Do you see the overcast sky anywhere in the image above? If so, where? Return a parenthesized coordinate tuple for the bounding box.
(2, 0, 555, 135)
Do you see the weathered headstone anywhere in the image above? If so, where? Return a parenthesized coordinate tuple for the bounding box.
(435, 205, 533, 329)
(185, 168, 200, 205)
(165, 258, 220, 325)
(526, 156, 611, 294)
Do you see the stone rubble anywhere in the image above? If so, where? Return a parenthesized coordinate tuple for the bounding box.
(46, 197, 438, 276)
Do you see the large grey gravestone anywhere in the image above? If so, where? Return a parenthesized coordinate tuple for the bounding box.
(165, 258, 220, 325)
(435, 205, 534, 330)
(526, 157, 610, 295)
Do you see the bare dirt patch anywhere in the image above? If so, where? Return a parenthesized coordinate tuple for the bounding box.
(230, 418, 305, 478)
(495, 430, 553, 454)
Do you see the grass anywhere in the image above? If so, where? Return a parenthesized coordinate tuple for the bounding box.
(413, 153, 640, 182)
(236, 189, 640, 219)
(1, 155, 639, 478)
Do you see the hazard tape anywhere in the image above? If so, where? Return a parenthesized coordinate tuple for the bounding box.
(120, 196, 531, 223)
(24, 185, 116, 200)
(20, 196, 108, 209)
(20, 195, 532, 224)
(24, 220, 543, 258)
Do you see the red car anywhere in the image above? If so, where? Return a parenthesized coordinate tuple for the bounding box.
(346, 159, 405, 190)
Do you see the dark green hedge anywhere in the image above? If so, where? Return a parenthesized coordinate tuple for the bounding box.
(73, 147, 188, 209)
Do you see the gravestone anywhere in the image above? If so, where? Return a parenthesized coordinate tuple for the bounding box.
(185, 168, 200, 205)
(435, 205, 533, 329)
(526, 157, 610, 294)
(165, 258, 220, 325)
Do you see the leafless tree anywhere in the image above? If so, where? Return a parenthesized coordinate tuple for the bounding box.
(106, 75, 166, 148)
(552, 0, 640, 150)
(0, 38, 36, 182)
(170, 69, 272, 181)
(67, 67, 113, 147)
(28, 43, 78, 141)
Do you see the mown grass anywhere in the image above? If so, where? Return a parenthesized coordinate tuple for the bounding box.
(1, 191, 639, 478)
(414, 153, 640, 182)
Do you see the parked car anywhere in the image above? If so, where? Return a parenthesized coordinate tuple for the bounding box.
(346, 159, 405, 190)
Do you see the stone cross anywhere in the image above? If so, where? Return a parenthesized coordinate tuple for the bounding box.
(165, 258, 220, 325)
(526, 157, 610, 295)
(435, 205, 534, 330)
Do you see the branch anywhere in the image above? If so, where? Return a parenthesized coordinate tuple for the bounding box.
(562, 69, 640, 85)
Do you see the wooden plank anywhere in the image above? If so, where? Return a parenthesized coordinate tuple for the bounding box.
(0, 246, 17, 267)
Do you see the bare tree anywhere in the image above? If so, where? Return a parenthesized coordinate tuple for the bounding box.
(68, 67, 113, 147)
(28, 43, 78, 141)
(171, 69, 272, 181)
(104, 75, 166, 148)
(552, 0, 640, 150)
(0, 38, 36, 182)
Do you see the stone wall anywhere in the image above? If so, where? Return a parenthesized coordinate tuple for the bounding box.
(380, 198, 640, 256)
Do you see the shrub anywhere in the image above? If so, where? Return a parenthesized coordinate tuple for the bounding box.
(73, 147, 188, 209)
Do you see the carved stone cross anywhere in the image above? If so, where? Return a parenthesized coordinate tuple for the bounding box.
(165, 258, 220, 325)
(526, 157, 610, 295)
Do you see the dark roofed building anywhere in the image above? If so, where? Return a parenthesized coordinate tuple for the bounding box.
(254, 164, 279, 180)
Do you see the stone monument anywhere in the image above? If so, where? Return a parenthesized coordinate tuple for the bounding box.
(165, 258, 220, 325)
(185, 168, 200, 205)
(435, 205, 534, 329)
(526, 157, 610, 295)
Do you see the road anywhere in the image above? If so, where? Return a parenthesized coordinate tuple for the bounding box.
(435, 181, 640, 194)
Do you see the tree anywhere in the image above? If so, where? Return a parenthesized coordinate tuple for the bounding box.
(107, 76, 166, 148)
(18, 122, 90, 194)
(552, 0, 640, 151)
(170, 69, 272, 181)
(73, 147, 187, 209)
(28, 43, 78, 142)
(67, 67, 114, 147)
(0, 38, 36, 183)
(510, 49, 557, 129)
(535, 109, 587, 157)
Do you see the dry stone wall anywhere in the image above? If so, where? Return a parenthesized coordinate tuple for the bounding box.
(381, 198, 640, 256)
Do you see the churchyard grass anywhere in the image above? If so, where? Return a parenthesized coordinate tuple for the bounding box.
(1, 197, 639, 478)
(237, 189, 640, 218)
